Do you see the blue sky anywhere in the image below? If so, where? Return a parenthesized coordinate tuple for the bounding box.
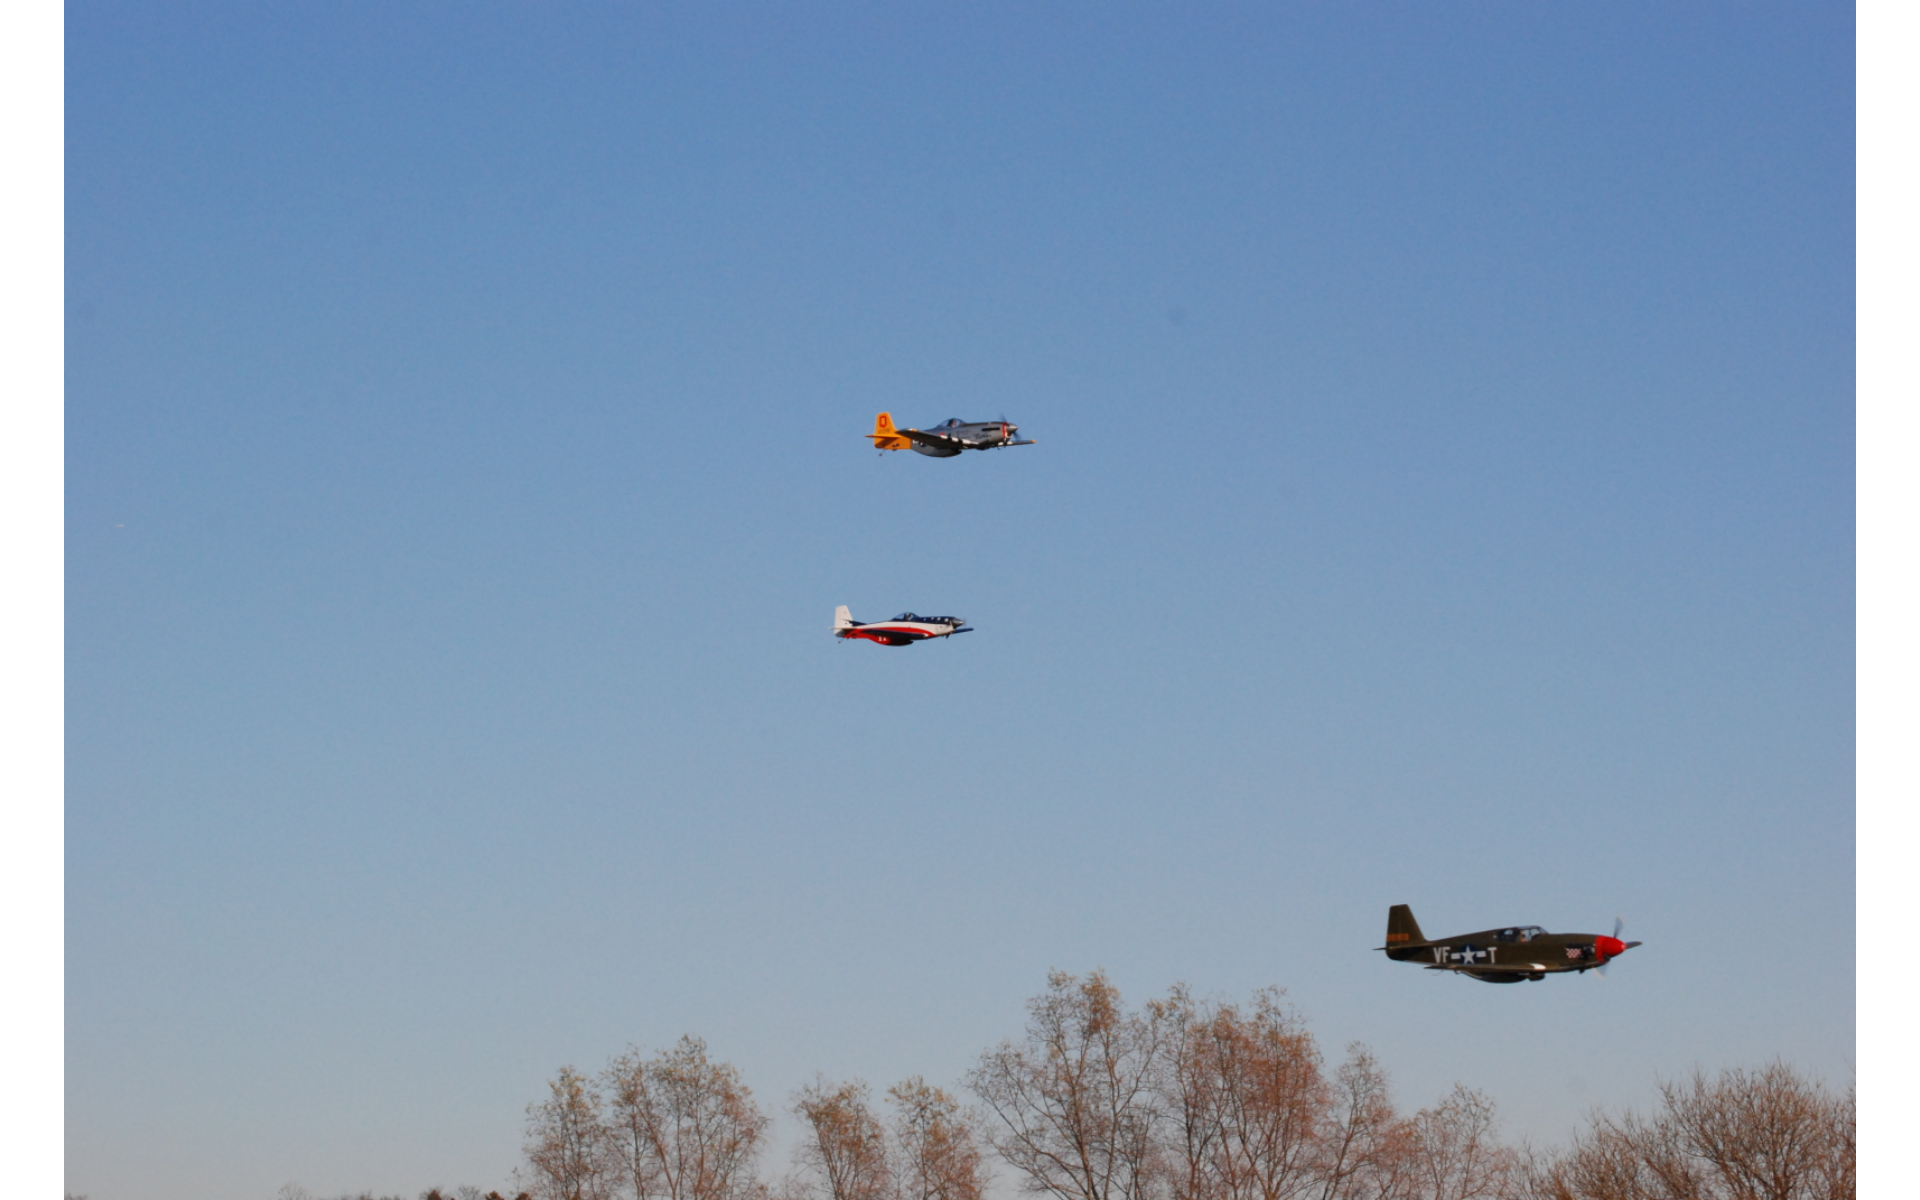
(66, 5, 1853, 1198)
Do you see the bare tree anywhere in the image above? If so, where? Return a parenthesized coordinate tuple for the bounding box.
(525, 1067, 615, 1200)
(889, 1076, 987, 1200)
(1523, 1061, 1854, 1200)
(1518, 1109, 1694, 1200)
(1402, 1087, 1515, 1200)
(967, 970, 1169, 1200)
(1159, 987, 1327, 1200)
(1815, 1085, 1853, 1200)
(602, 1036, 770, 1200)
(604, 1049, 665, 1200)
(794, 1078, 896, 1200)
(1661, 1063, 1851, 1200)
(1311, 1046, 1415, 1200)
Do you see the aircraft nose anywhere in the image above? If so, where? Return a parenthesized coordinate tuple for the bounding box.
(1594, 935, 1628, 960)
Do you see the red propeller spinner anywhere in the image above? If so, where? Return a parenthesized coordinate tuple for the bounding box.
(1593, 917, 1642, 973)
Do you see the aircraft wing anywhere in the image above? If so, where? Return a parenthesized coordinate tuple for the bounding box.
(901, 428, 967, 450)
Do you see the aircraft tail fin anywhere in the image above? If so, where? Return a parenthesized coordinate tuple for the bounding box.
(1385, 904, 1425, 948)
(867, 413, 911, 450)
(834, 605, 855, 633)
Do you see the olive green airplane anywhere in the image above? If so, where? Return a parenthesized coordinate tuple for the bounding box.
(1378, 904, 1641, 983)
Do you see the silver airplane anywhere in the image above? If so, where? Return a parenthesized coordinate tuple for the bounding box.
(865, 413, 1036, 457)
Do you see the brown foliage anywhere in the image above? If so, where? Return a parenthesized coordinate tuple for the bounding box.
(517, 977, 1851, 1200)
(967, 970, 1168, 1200)
(965, 976, 1498, 1200)
(1160, 987, 1327, 1200)
(1403, 1086, 1516, 1200)
(1311, 1045, 1411, 1200)
(602, 1036, 771, 1200)
(794, 1079, 895, 1200)
(1523, 1062, 1853, 1200)
(888, 1077, 986, 1200)
(525, 1066, 616, 1200)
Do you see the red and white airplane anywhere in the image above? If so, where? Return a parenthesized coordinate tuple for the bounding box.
(833, 606, 972, 646)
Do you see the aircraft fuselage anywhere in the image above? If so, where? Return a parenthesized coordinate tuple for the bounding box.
(1384, 926, 1631, 981)
(834, 608, 971, 646)
(866, 413, 1036, 456)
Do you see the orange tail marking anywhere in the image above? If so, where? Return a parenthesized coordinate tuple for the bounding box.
(867, 412, 911, 450)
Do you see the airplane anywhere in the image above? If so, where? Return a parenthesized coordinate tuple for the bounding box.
(834, 606, 972, 646)
(1377, 904, 1640, 983)
(865, 413, 1036, 457)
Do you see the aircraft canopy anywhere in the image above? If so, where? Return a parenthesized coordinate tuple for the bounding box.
(1494, 926, 1547, 943)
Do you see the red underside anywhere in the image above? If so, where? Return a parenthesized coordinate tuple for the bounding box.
(843, 628, 926, 646)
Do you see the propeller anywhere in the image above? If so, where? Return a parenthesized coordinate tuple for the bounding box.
(1594, 916, 1641, 977)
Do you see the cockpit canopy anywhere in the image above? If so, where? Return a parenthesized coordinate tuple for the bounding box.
(891, 612, 958, 624)
(1493, 926, 1546, 943)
